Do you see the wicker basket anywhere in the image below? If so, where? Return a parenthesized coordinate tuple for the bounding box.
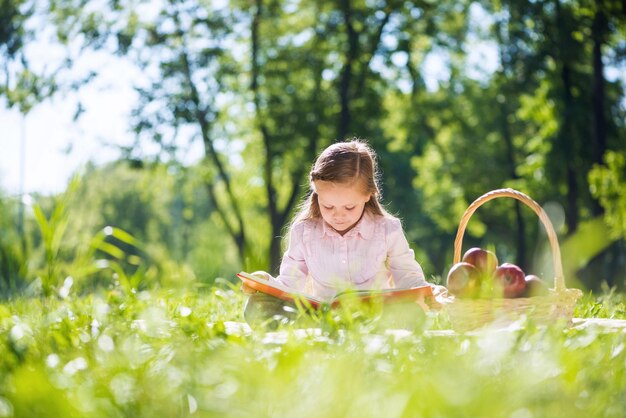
(444, 188, 582, 331)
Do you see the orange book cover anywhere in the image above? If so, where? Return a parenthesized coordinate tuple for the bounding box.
(237, 271, 433, 309)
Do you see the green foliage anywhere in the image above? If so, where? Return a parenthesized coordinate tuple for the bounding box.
(0, 195, 27, 295)
(1, 161, 256, 299)
(1, 0, 626, 287)
(575, 287, 626, 318)
(62, 161, 243, 285)
(24, 179, 153, 297)
(589, 151, 626, 239)
(0, 0, 64, 113)
(0, 0, 29, 57)
(89, 226, 146, 295)
(0, 288, 625, 417)
(31, 186, 72, 296)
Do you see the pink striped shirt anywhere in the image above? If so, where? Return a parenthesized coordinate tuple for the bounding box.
(273, 212, 427, 298)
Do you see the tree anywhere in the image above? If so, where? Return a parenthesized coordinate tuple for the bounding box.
(48, 0, 451, 273)
(64, 160, 239, 284)
(248, 0, 419, 270)
(3, 0, 625, 286)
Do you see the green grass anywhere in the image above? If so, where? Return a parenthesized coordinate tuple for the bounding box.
(1, 283, 625, 418)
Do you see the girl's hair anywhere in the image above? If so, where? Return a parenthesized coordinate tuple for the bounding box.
(292, 138, 390, 224)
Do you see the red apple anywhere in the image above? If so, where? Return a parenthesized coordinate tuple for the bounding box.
(523, 274, 550, 297)
(446, 262, 481, 298)
(493, 263, 526, 298)
(462, 247, 499, 275)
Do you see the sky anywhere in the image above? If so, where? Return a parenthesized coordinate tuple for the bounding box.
(0, 33, 145, 196)
(0, 80, 134, 196)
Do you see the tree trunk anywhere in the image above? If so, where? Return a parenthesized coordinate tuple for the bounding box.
(337, 1, 391, 140)
(494, 16, 527, 269)
(590, 3, 607, 215)
(252, 0, 279, 273)
(337, 0, 358, 140)
(555, 0, 579, 234)
(180, 52, 247, 263)
(251, 0, 321, 273)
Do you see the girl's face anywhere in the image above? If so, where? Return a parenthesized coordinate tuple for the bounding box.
(314, 180, 371, 235)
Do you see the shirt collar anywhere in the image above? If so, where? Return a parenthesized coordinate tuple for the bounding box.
(320, 211, 375, 240)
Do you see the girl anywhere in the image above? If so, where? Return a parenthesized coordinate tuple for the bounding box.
(244, 139, 435, 327)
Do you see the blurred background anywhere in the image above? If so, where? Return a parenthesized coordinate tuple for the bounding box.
(1, 0, 625, 297)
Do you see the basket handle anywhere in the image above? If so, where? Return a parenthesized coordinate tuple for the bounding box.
(452, 188, 565, 293)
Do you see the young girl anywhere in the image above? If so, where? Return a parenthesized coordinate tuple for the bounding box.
(244, 139, 434, 327)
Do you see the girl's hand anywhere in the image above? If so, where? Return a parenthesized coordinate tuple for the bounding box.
(241, 271, 273, 294)
(241, 283, 257, 294)
(429, 284, 452, 310)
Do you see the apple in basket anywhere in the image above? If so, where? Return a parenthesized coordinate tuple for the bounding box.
(446, 262, 481, 298)
(493, 263, 526, 298)
(462, 247, 498, 276)
(523, 274, 550, 297)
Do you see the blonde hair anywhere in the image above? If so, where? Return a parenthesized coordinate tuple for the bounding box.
(292, 139, 389, 224)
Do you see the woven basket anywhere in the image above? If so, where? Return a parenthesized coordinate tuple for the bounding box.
(444, 188, 582, 331)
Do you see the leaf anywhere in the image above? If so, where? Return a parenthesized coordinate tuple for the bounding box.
(94, 241, 126, 260)
(32, 204, 50, 242)
(102, 226, 142, 248)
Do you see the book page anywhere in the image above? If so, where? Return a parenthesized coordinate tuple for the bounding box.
(238, 272, 433, 307)
(334, 286, 433, 299)
(237, 272, 325, 304)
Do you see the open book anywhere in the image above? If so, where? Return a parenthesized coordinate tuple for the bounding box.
(237, 271, 433, 309)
